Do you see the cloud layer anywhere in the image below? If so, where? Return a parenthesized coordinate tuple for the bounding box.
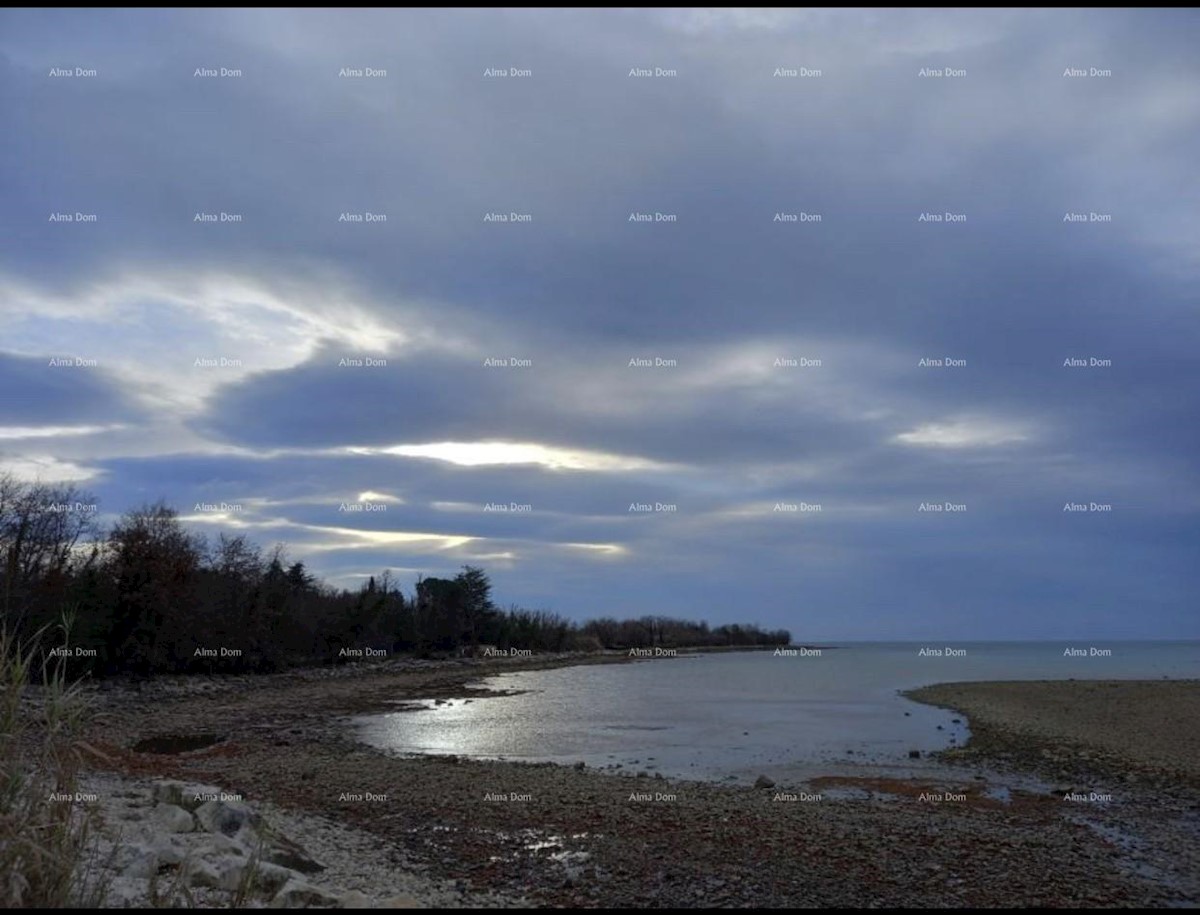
(1, 8, 1197, 638)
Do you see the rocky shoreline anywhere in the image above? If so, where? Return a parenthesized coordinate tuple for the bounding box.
(68, 658, 1200, 907)
(77, 771, 521, 908)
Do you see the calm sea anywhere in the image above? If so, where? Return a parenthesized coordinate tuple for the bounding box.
(354, 641, 1200, 784)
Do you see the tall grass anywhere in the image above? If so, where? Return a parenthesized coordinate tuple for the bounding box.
(0, 619, 104, 906)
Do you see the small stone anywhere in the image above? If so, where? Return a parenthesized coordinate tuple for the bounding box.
(753, 775, 775, 789)
(908, 750, 921, 759)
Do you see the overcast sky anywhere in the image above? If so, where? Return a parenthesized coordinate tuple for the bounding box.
(1, 8, 1197, 639)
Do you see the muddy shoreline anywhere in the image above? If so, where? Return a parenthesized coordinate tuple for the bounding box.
(76, 657, 1200, 907)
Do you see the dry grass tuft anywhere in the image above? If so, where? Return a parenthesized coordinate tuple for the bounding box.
(0, 621, 106, 906)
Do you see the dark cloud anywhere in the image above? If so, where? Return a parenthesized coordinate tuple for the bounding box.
(0, 352, 138, 424)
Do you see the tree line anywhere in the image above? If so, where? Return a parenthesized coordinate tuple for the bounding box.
(0, 476, 791, 677)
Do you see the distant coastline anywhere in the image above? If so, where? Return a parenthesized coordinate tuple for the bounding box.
(672, 643, 839, 655)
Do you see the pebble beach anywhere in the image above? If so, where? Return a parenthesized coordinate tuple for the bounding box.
(67, 657, 1200, 907)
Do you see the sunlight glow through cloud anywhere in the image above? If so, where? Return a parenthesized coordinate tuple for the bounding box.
(345, 441, 671, 472)
(0, 270, 413, 412)
(892, 418, 1032, 449)
(357, 490, 405, 504)
(0, 455, 101, 482)
(300, 524, 476, 551)
(0, 424, 124, 440)
(561, 542, 629, 557)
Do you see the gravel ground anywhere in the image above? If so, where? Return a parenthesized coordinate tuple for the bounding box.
(907, 679, 1200, 906)
(72, 661, 1200, 907)
(907, 680, 1200, 781)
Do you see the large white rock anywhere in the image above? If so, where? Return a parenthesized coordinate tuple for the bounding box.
(183, 854, 225, 883)
(195, 798, 262, 840)
(218, 859, 298, 896)
(149, 837, 186, 866)
(271, 878, 344, 908)
(191, 833, 248, 859)
(113, 842, 161, 879)
(184, 858, 224, 890)
(151, 780, 187, 807)
(151, 803, 196, 833)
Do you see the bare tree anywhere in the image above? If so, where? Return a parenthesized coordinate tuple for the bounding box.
(0, 475, 100, 628)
